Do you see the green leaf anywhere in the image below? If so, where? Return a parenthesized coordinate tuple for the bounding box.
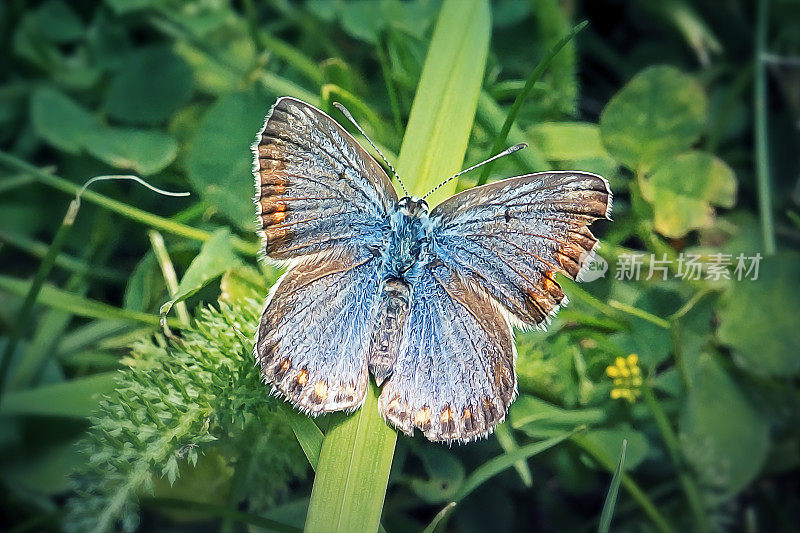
(717, 253, 800, 376)
(679, 353, 769, 497)
(340, 1, 383, 43)
(0, 373, 117, 418)
(35, 0, 85, 43)
(581, 425, 648, 472)
(106, 45, 194, 125)
(159, 228, 242, 318)
(30, 87, 99, 154)
(84, 127, 179, 175)
(641, 151, 736, 238)
(188, 88, 267, 230)
(600, 65, 707, 171)
(610, 287, 679, 368)
(410, 445, 466, 503)
(105, 0, 159, 15)
(124, 251, 162, 312)
(528, 122, 612, 162)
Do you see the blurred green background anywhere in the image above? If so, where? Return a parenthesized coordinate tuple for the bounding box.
(0, 0, 798, 531)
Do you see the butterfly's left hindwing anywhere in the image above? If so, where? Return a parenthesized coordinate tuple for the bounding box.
(378, 263, 516, 442)
(253, 97, 398, 413)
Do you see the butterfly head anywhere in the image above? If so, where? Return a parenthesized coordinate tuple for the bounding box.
(397, 196, 429, 218)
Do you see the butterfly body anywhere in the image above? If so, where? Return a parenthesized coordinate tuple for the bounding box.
(381, 197, 432, 279)
(253, 97, 611, 442)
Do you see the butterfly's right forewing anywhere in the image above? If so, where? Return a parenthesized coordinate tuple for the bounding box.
(254, 97, 397, 260)
(253, 98, 397, 414)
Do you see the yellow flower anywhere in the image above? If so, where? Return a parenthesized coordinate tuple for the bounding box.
(606, 353, 643, 403)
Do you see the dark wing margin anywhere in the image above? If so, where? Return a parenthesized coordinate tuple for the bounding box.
(430, 171, 612, 328)
(252, 97, 398, 260)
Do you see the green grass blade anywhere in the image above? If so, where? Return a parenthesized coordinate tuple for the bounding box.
(142, 497, 302, 533)
(477, 21, 588, 186)
(476, 91, 549, 173)
(0, 373, 118, 418)
(0, 151, 260, 256)
(754, 0, 776, 255)
(598, 439, 627, 533)
(281, 405, 324, 471)
(305, 385, 397, 533)
(304, 1, 490, 532)
(0, 227, 124, 282)
(455, 427, 579, 502)
(0, 200, 76, 400)
(573, 435, 675, 533)
(0, 275, 182, 328)
(494, 422, 533, 486)
(422, 502, 457, 533)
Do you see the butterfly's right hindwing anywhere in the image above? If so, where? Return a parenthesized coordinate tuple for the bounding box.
(378, 263, 516, 442)
(256, 248, 382, 413)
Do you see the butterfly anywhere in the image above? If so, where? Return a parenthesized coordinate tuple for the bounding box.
(253, 97, 611, 443)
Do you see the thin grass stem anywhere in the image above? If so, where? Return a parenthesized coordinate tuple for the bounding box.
(755, 0, 776, 255)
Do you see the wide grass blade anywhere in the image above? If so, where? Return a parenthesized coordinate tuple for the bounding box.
(303, 1, 490, 531)
(396, 0, 491, 206)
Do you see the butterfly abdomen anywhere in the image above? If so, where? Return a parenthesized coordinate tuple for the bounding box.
(368, 278, 410, 385)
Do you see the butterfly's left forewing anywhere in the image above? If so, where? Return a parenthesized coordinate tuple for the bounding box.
(430, 172, 612, 328)
(254, 97, 397, 260)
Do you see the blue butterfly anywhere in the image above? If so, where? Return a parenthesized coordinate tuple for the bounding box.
(253, 97, 612, 442)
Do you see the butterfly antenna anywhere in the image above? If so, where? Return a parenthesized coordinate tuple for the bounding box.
(422, 143, 528, 199)
(333, 102, 409, 196)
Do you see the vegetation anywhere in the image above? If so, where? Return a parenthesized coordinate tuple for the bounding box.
(0, 0, 798, 532)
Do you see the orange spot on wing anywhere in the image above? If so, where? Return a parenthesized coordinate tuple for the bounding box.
(297, 369, 309, 386)
(440, 407, 453, 423)
(313, 380, 328, 401)
(414, 407, 431, 426)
